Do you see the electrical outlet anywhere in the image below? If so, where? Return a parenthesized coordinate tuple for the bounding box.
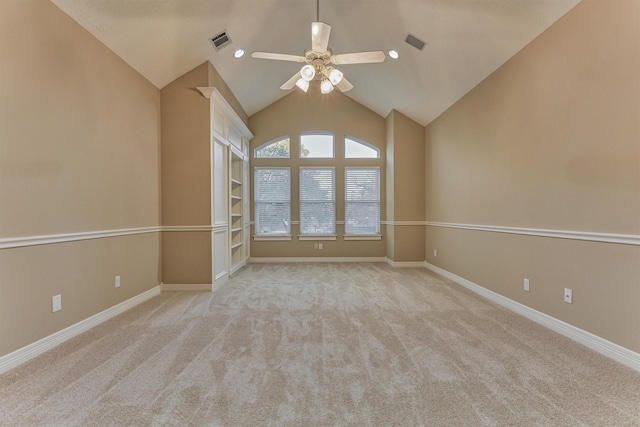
(318, 243, 323, 250)
(115, 275, 121, 288)
(524, 278, 530, 292)
(434, 249, 437, 257)
(564, 288, 573, 304)
(52, 294, 62, 312)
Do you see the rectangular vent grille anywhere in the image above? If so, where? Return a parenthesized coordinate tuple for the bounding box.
(210, 30, 231, 51)
(405, 33, 426, 51)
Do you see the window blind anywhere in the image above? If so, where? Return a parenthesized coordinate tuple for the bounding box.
(300, 167, 335, 235)
(254, 167, 290, 235)
(345, 168, 380, 234)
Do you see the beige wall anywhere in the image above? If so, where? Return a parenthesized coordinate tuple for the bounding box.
(249, 85, 386, 258)
(160, 62, 248, 284)
(160, 63, 212, 284)
(0, 1, 161, 357)
(386, 110, 426, 263)
(425, 0, 640, 352)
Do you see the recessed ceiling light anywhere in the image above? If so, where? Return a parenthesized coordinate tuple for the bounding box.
(388, 50, 399, 59)
(234, 49, 245, 58)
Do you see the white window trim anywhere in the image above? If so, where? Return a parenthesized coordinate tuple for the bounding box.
(299, 166, 336, 236)
(344, 135, 380, 159)
(253, 235, 292, 241)
(299, 132, 335, 158)
(254, 166, 291, 236)
(254, 135, 291, 158)
(344, 166, 381, 235)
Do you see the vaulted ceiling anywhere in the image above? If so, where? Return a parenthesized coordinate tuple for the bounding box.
(50, 0, 581, 125)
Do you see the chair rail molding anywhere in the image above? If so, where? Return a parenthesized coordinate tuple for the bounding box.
(426, 221, 640, 246)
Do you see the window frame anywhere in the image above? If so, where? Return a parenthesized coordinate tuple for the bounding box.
(299, 166, 337, 239)
(299, 132, 335, 159)
(345, 135, 380, 159)
(254, 136, 291, 159)
(344, 167, 381, 238)
(253, 166, 292, 240)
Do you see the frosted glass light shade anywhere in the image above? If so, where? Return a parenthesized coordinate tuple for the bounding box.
(300, 64, 315, 82)
(296, 78, 310, 92)
(328, 68, 343, 85)
(320, 78, 334, 94)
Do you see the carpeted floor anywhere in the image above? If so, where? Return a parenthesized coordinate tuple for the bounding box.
(1, 263, 639, 426)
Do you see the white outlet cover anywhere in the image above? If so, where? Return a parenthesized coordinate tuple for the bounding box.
(524, 278, 530, 291)
(52, 294, 62, 312)
(115, 275, 121, 288)
(564, 288, 573, 303)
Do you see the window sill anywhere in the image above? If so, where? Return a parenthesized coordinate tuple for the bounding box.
(343, 234, 382, 241)
(298, 235, 337, 241)
(253, 235, 292, 241)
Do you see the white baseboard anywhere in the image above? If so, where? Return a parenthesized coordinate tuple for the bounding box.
(385, 258, 426, 268)
(161, 283, 212, 292)
(424, 262, 640, 372)
(250, 257, 387, 263)
(0, 286, 161, 375)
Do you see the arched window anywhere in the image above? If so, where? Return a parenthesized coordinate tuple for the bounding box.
(345, 136, 379, 159)
(300, 133, 334, 158)
(254, 136, 290, 158)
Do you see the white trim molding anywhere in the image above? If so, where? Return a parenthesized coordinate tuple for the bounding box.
(0, 225, 224, 250)
(253, 235, 292, 241)
(424, 262, 640, 372)
(382, 221, 427, 226)
(162, 225, 212, 232)
(161, 283, 212, 292)
(0, 286, 161, 375)
(0, 226, 162, 250)
(385, 258, 426, 268)
(250, 257, 387, 263)
(426, 221, 640, 246)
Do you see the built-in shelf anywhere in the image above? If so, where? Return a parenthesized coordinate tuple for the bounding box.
(229, 149, 247, 274)
(198, 86, 252, 287)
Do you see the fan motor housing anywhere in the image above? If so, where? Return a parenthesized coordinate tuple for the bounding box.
(304, 47, 332, 65)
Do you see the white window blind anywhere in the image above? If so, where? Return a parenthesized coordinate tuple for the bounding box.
(345, 168, 380, 234)
(300, 167, 335, 235)
(254, 167, 290, 235)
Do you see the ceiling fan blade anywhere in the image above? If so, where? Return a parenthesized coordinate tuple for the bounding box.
(311, 22, 331, 53)
(280, 72, 301, 90)
(330, 51, 386, 65)
(252, 52, 306, 62)
(335, 76, 353, 92)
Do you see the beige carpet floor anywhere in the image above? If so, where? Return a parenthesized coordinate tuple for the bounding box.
(1, 263, 639, 426)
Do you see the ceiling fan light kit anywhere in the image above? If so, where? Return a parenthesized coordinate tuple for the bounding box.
(295, 78, 310, 93)
(300, 64, 316, 82)
(328, 68, 343, 85)
(320, 78, 334, 94)
(251, 0, 385, 94)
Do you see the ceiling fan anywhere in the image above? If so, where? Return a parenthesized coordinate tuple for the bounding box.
(251, 0, 385, 94)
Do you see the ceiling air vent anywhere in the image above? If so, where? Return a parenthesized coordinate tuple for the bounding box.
(405, 33, 426, 51)
(210, 30, 232, 51)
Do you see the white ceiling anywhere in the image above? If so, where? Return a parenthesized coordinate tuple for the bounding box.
(50, 0, 581, 126)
